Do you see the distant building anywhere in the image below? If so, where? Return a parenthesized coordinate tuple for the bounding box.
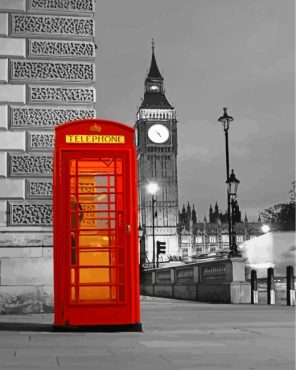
(178, 202, 263, 261)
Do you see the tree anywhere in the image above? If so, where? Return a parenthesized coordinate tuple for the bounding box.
(289, 180, 296, 203)
(261, 182, 295, 231)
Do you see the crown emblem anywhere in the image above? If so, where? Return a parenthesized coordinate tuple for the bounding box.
(90, 124, 101, 132)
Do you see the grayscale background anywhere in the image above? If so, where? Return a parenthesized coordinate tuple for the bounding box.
(95, 0, 295, 220)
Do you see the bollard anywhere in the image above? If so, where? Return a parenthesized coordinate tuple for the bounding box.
(267, 267, 275, 305)
(251, 270, 258, 304)
(286, 266, 295, 306)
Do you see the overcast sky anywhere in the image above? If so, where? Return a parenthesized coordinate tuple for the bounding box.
(95, 0, 295, 221)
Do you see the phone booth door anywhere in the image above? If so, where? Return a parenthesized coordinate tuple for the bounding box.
(53, 119, 140, 328)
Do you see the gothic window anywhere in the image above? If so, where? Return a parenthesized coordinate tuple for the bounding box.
(195, 236, 203, 243)
(222, 235, 229, 243)
(209, 236, 216, 243)
(236, 236, 243, 243)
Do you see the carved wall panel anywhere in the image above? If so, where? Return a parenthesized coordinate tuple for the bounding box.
(29, 0, 95, 12)
(8, 202, 53, 225)
(27, 132, 55, 151)
(29, 86, 95, 104)
(11, 15, 94, 37)
(26, 179, 53, 198)
(28, 40, 95, 58)
(9, 154, 53, 177)
(11, 60, 94, 82)
(10, 107, 95, 128)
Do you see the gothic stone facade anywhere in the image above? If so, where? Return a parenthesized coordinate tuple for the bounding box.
(0, 0, 96, 314)
(179, 203, 263, 261)
(135, 46, 179, 264)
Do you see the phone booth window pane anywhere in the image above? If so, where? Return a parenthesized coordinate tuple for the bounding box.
(71, 287, 76, 302)
(79, 286, 113, 302)
(79, 251, 116, 266)
(79, 268, 117, 284)
(71, 268, 75, 284)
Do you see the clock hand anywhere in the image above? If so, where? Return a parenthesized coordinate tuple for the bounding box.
(156, 131, 161, 137)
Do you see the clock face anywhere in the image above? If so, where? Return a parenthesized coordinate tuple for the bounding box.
(148, 124, 169, 144)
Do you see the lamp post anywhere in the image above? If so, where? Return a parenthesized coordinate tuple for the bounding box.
(147, 182, 159, 268)
(218, 107, 234, 255)
(226, 169, 241, 257)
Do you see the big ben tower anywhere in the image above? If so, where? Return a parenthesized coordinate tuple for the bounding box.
(135, 40, 179, 264)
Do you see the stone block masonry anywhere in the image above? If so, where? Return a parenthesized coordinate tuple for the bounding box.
(0, 0, 96, 314)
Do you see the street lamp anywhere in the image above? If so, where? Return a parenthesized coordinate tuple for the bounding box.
(218, 107, 234, 256)
(226, 169, 241, 257)
(261, 224, 270, 233)
(147, 182, 159, 268)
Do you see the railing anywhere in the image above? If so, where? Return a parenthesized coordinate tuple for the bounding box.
(141, 256, 251, 304)
(200, 264, 226, 282)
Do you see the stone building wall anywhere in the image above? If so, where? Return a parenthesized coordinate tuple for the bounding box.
(0, 0, 96, 314)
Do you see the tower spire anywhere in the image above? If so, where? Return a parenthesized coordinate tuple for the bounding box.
(147, 39, 163, 81)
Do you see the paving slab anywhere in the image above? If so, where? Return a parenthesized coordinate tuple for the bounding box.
(0, 297, 294, 370)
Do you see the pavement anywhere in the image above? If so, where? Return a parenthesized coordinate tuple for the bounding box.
(0, 296, 294, 370)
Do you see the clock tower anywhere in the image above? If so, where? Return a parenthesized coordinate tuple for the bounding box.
(135, 41, 179, 264)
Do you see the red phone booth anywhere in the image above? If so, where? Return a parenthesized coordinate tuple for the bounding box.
(53, 119, 141, 330)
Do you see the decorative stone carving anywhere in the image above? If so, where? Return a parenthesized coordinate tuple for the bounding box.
(10, 107, 95, 128)
(11, 15, 94, 37)
(8, 202, 53, 225)
(29, 0, 94, 12)
(11, 60, 94, 82)
(26, 179, 53, 198)
(29, 40, 95, 58)
(28, 132, 55, 151)
(9, 154, 53, 177)
(29, 86, 95, 104)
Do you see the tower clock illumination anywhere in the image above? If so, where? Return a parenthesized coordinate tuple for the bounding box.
(148, 124, 169, 143)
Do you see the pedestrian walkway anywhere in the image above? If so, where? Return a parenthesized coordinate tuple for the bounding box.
(0, 296, 294, 370)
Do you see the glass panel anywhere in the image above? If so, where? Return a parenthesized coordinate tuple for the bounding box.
(79, 251, 116, 266)
(71, 287, 76, 302)
(78, 231, 114, 248)
(71, 233, 76, 246)
(71, 249, 76, 265)
(79, 268, 116, 284)
(77, 159, 114, 176)
(71, 268, 75, 284)
(79, 286, 115, 302)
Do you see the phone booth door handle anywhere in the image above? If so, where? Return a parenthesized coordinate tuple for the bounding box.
(126, 224, 131, 233)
